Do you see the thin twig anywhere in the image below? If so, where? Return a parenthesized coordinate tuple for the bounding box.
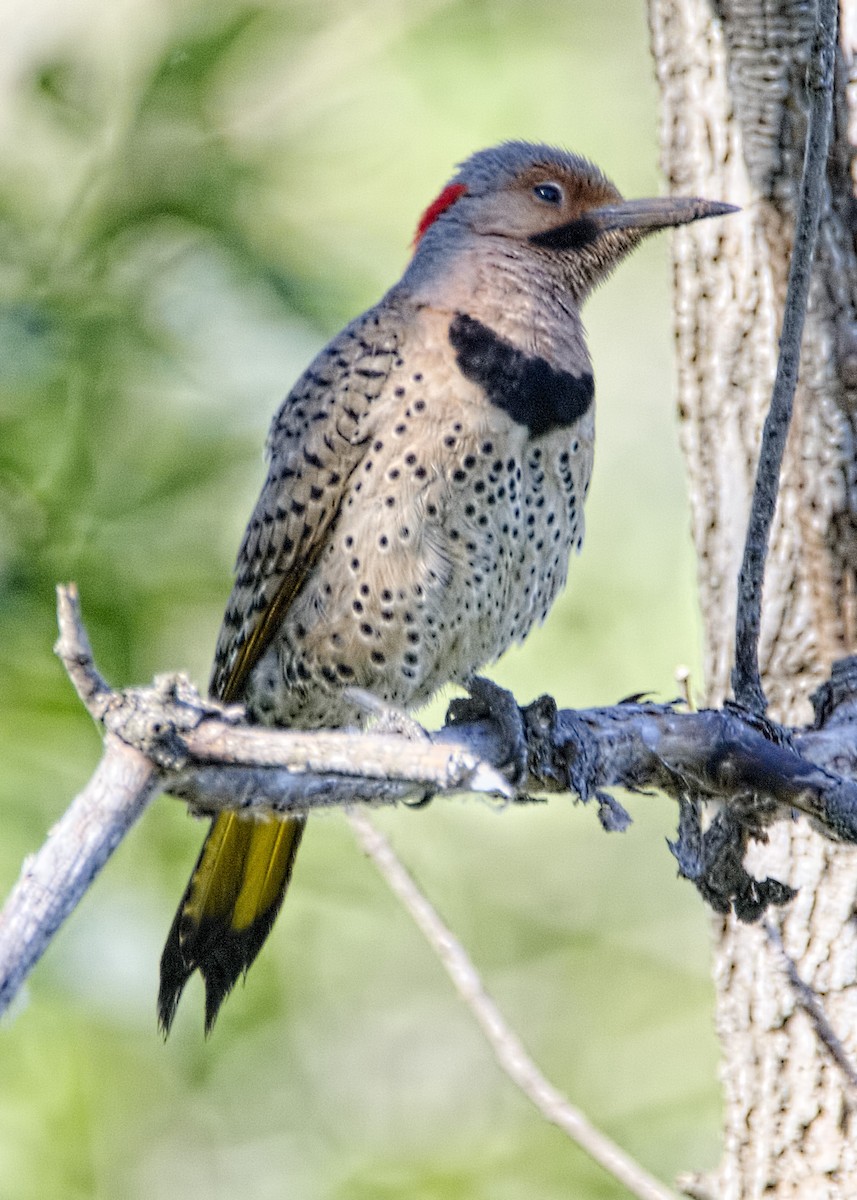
(764, 920, 857, 1096)
(54, 583, 111, 711)
(347, 809, 682, 1200)
(731, 0, 837, 713)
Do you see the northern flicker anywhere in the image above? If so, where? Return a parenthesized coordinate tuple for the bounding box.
(158, 140, 734, 1033)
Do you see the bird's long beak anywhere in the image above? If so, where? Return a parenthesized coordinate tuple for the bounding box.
(530, 196, 738, 250)
(589, 196, 738, 232)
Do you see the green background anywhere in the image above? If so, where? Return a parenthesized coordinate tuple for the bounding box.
(0, 1, 720, 1196)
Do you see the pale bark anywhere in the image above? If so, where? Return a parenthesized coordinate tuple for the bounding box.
(0, 737, 159, 1015)
(649, 0, 857, 1194)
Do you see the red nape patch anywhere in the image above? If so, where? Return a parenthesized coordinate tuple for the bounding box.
(413, 183, 467, 246)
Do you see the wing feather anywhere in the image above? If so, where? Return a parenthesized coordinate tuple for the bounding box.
(211, 309, 402, 704)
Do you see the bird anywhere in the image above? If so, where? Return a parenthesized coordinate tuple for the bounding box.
(158, 140, 735, 1034)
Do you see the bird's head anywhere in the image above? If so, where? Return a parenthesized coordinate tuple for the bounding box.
(408, 140, 736, 303)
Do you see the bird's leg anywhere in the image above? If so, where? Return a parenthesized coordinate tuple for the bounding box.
(446, 675, 529, 790)
(343, 687, 434, 807)
(343, 686, 430, 742)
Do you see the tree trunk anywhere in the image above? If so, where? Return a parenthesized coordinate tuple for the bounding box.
(648, 1, 857, 1195)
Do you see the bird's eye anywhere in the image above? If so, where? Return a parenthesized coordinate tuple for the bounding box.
(533, 183, 563, 205)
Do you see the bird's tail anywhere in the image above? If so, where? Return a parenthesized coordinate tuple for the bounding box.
(158, 811, 305, 1034)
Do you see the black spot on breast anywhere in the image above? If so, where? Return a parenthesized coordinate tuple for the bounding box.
(449, 313, 593, 438)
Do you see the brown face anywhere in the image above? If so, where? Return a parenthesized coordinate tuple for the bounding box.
(464, 163, 622, 242)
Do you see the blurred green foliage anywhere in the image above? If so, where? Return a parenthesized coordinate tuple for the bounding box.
(0, 1, 720, 1196)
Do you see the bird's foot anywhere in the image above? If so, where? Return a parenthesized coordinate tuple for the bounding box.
(343, 686, 430, 741)
(446, 675, 529, 791)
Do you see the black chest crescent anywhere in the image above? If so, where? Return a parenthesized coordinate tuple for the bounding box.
(448, 312, 594, 439)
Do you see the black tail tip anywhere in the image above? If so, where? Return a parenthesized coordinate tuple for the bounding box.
(158, 975, 187, 1038)
(158, 932, 193, 1038)
(157, 969, 230, 1038)
(157, 921, 246, 1037)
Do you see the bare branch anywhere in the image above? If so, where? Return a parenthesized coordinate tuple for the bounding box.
(7, 581, 857, 1045)
(348, 809, 682, 1200)
(731, 0, 838, 713)
(0, 736, 159, 1015)
(52, 585, 857, 843)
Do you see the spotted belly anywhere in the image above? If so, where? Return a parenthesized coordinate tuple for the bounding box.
(244, 400, 593, 728)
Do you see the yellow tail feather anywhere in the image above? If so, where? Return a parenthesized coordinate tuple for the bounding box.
(158, 811, 306, 1034)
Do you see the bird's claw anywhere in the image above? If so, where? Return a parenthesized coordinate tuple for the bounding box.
(446, 675, 529, 791)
